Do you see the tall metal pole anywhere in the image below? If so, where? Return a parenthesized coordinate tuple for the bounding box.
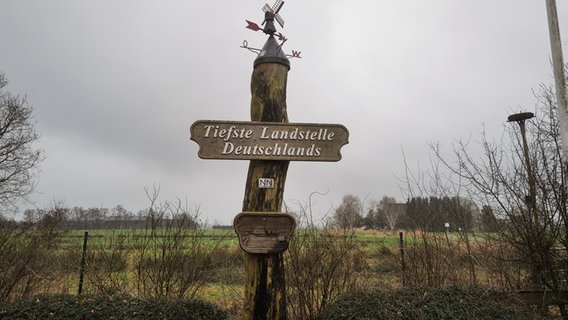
(546, 0, 568, 166)
(508, 113, 538, 228)
(519, 119, 539, 227)
(508, 112, 541, 289)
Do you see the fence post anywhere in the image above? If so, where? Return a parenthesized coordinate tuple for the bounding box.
(78, 231, 88, 295)
(399, 232, 406, 286)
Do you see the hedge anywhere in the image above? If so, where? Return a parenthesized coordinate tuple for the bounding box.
(0, 294, 229, 320)
(317, 285, 539, 320)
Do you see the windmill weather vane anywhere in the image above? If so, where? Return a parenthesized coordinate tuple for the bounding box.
(241, 0, 302, 59)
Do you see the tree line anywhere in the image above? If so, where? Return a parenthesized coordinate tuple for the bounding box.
(329, 194, 498, 232)
(19, 203, 198, 230)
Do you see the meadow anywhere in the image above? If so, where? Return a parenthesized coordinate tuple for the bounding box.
(0, 221, 551, 319)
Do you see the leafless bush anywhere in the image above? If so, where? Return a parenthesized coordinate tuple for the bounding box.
(85, 230, 132, 296)
(80, 187, 232, 300)
(468, 234, 526, 290)
(130, 188, 221, 299)
(400, 233, 456, 287)
(285, 193, 366, 320)
(0, 207, 64, 301)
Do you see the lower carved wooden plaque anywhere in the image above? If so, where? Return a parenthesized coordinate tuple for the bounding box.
(233, 212, 296, 254)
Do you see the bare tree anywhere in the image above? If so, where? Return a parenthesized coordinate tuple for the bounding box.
(332, 194, 363, 229)
(0, 72, 43, 211)
(379, 196, 404, 232)
(402, 81, 568, 314)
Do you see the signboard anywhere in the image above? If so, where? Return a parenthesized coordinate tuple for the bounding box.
(234, 212, 296, 254)
(190, 120, 349, 161)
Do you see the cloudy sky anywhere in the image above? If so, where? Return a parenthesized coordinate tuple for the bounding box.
(1, 1, 566, 224)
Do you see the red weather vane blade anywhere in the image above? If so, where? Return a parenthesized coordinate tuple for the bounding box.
(246, 20, 261, 31)
(245, 20, 287, 41)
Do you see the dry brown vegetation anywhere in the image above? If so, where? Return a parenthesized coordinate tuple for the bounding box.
(0, 213, 557, 320)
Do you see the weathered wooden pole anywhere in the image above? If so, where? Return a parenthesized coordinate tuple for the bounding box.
(189, 4, 348, 319)
(241, 13, 291, 320)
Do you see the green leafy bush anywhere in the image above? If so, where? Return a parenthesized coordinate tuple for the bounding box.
(316, 285, 539, 320)
(0, 294, 229, 320)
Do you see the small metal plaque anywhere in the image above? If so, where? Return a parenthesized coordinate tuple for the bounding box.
(234, 212, 296, 254)
(258, 178, 274, 188)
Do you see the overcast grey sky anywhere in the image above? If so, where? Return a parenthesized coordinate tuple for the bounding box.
(1, 1, 566, 224)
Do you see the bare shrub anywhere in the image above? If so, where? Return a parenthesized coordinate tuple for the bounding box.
(468, 235, 526, 290)
(0, 208, 64, 301)
(285, 193, 366, 320)
(132, 189, 220, 299)
(82, 187, 232, 301)
(85, 230, 132, 296)
(404, 230, 456, 286)
(402, 228, 530, 290)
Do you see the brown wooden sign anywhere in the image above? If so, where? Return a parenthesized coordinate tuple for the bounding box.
(190, 120, 349, 161)
(234, 212, 296, 254)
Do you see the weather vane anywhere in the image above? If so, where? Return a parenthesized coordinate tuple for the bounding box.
(241, 0, 302, 59)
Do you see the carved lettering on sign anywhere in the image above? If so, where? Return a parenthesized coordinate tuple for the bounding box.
(190, 120, 349, 161)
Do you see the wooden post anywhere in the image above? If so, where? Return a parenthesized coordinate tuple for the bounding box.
(241, 35, 290, 320)
(399, 232, 406, 287)
(189, 5, 348, 319)
(78, 231, 88, 295)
